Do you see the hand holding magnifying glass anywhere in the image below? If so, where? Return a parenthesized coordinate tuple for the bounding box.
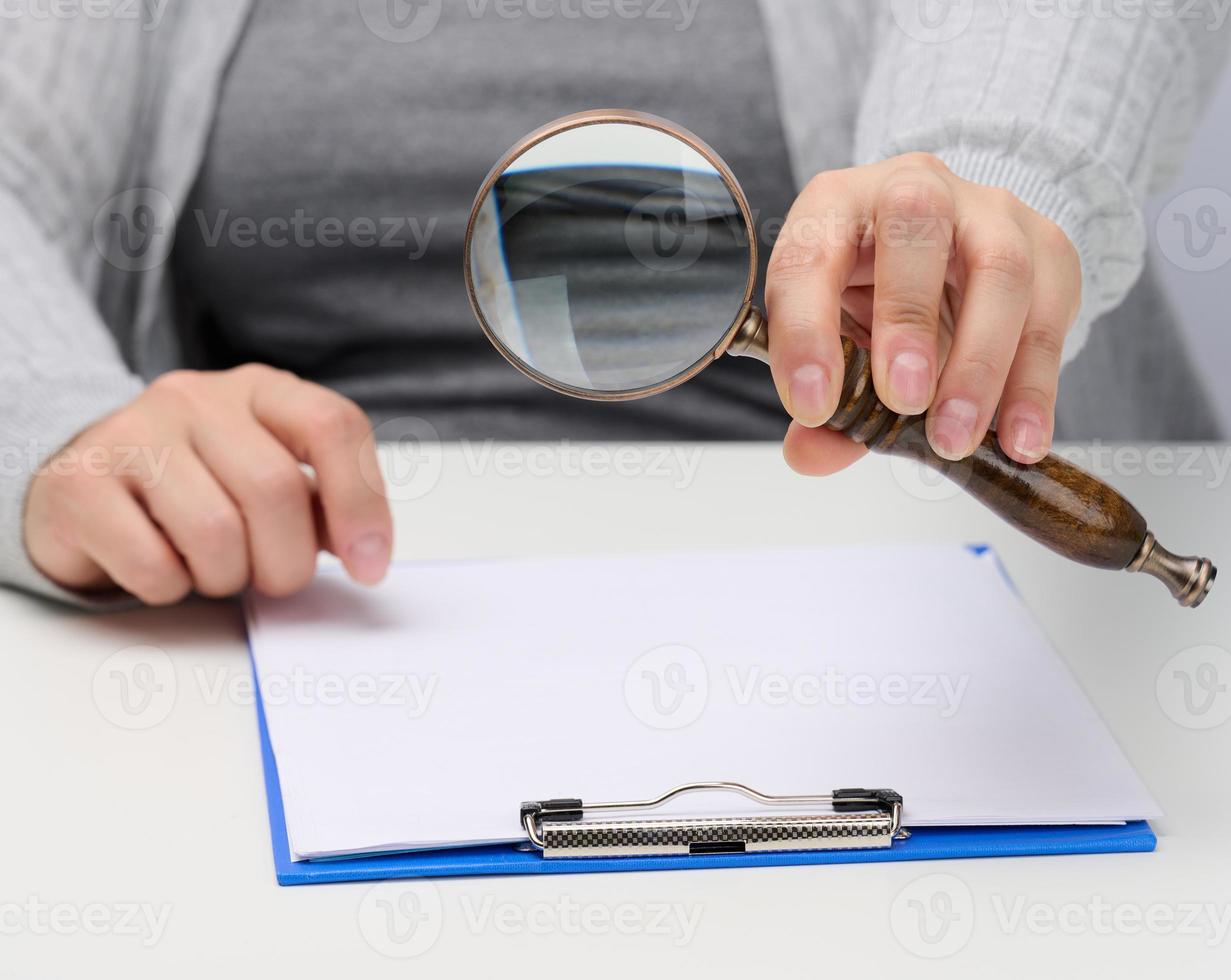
(464, 110, 1215, 607)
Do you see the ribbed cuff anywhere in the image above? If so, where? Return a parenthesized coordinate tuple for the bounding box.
(850, 3, 1194, 363)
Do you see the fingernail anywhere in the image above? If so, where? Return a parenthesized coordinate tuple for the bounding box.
(346, 533, 390, 585)
(929, 398, 979, 460)
(1011, 416, 1048, 462)
(789, 363, 831, 427)
(887, 351, 931, 413)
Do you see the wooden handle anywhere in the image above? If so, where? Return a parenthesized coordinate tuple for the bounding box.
(826, 340, 1145, 567)
(827, 337, 1216, 606)
(725, 311, 1215, 605)
(871, 422, 1146, 568)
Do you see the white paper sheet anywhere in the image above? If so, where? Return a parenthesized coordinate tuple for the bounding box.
(245, 546, 1160, 861)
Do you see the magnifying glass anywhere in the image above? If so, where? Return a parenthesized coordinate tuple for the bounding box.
(464, 109, 1215, 607)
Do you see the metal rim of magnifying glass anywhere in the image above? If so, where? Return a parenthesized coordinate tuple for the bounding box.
(463, 108, 759, 402)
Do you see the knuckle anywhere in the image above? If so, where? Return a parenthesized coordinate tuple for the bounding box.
(985, 185, 1023, 213)
(100, 409, 155, 449)
(127, 426, 160, 459)
(768, 241, 831, 281)
(879, 174, 952, 222)
(146, 371, 208, 414)
(1019, 324, 1066, 368)
(127, 552, 189, 605)
(246, 461, 304, 504)
(1006, 380, 1056, 411)
(1039, 217, 1072, 255)
(306, 397, 370, 443)
(877, 181, 954, 252)
(876, 293, 938, 333)
(146, 370, 213, 422)
(231, 362, 280, 383)
(195, 566, 249, 600)
(971, 240, 1034, 291)
(148, 369, 201, 397)
(951, 342, 1006, 390)
(55, 462, 110, 500)
(185, 507, 245, 551)
(803, 168, 847, 197)
(76, 413, 119, 445)
(255, 559, 316, 599)
(769, 316, 823, 343)
(127, 547, 173, 583)
(896, 151, 948, 175)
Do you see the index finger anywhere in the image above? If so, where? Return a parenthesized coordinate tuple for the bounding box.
(764, 172, 863, 427)
(251, 374, 393, 585)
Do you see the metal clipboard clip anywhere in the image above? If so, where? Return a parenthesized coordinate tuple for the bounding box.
(520, 782, 907, 859)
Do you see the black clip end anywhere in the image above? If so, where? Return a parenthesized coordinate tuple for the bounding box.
(832, 788, 902, 813)
(521, 798, 583, 823)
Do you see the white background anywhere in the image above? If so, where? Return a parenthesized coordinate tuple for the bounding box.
(1147, 63, 1231, 431)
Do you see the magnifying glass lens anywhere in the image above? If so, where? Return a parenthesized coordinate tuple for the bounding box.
(468, 121, 753, 396)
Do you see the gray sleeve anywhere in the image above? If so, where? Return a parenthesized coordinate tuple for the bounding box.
(854, 0, 1231, 361)
(0, 14, 148, 603)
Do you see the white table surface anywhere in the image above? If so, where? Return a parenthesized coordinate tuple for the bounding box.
(3, 442, 1229, 978)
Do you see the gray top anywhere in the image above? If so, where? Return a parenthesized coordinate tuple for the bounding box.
(174, 0, 1224, 441)
(174, 0, 800, 438)
(1, 1, 1226, 601)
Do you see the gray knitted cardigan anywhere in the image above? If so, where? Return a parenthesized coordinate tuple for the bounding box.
(1, 0, 1226, 602)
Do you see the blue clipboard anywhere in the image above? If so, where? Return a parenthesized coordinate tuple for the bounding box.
(250, 545, 1157, 884)
(251, 668, 1155, 886)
